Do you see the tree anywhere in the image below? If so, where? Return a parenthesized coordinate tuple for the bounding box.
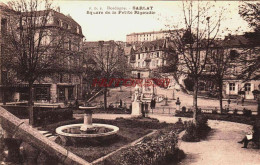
(2, 0, 68, 125)
(210, 43, 234, 114)
(91, 41, 127, 110)
(239, 2, 260, 33)
(238, 2, 260, 80)
(168, 1, 224, 122)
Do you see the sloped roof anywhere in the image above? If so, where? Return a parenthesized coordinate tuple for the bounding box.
(134, 39, 175, 53)
(222, 34, 260, 47)
(83, 40, 118, 48)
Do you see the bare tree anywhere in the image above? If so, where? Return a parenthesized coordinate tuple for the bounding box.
(238, 2, 260, 81)
(2, 0, 69, 125)
(168, 1, 224, 122)
(91, 41, 127, 110)
(210, 43, 235, 114)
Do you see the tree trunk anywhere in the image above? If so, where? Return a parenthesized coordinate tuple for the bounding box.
(218, 80, 223, 114)
(104, 87, 107, 110)
(2, 87, 6, 105)
(193, 79, 198, 124)
(28, 81, 34, 126)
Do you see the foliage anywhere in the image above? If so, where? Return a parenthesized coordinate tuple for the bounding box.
(165, 1, 225, 122)
(33, 108, 73, 126)
(107, 131, 185, 165)
(85, 41, 128, 110)
(184, 76, 194, 91)
(242, 108, 252, 117)
(239, 2, 260, 33)
(238, 2, 260, 80)
(41, 117, 184, 163)
(182, 114, 211, 142)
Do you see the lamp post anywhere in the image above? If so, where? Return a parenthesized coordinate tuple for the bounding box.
(227, 98, 231, 111)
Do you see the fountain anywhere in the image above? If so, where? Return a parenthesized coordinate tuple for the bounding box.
(56, 106, 119, 145)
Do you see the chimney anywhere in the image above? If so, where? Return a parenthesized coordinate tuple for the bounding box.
(56, 7, 60, 13)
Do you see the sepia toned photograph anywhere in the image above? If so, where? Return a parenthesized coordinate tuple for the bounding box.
(0, 0, 259, 164)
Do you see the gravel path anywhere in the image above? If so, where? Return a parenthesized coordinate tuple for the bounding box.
(178, 120, 260, 165)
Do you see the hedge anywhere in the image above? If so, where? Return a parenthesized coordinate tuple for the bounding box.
(33, 108, 73, 126)
(105, 130, 184, 165)
(182, 114, 211, 142)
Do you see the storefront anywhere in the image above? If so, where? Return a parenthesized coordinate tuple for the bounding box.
(57, 84, 76, 102)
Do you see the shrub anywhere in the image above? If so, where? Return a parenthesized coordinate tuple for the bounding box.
(107, 131, 184, 165)
(182, 114, 211, 142)
(233, 109, 238, 115)
(34, 108, 73, 126)
(182, 106, 186, 113)
(182, 121, 200, 142)
(243, 108, 252, 117)
(212, 109, 218, 114)
(184, 77, 194, 91)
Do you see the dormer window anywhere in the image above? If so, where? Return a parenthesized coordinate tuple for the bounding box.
(77, 26, 80, 33)
(55, 18, 60, 26)
(63, 23, 68, 29)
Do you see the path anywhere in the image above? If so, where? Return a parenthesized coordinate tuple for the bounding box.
(88, 114, 260, 165)
(178, 120, 260, 165)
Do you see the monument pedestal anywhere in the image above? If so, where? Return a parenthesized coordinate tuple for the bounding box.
(131, 101, 142, 117)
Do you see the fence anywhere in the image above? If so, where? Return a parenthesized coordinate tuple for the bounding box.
(149, 107, 176, 115)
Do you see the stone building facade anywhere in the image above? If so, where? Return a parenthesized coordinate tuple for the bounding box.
(126, 30, 172, 44)
(127, 39, 177, 79)
(0, 3, 84, 103)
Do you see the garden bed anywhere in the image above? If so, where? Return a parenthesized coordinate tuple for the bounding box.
(42, 117, 185, 163)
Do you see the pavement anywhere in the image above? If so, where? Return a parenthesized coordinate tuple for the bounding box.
(88, 113, 260, 165)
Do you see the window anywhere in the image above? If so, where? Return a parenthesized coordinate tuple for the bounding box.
(68, 40, 71, 50)
(245, 83, 251, 92)
(230, 50, 239, 60)
(157, 52, 159, 58)
(54, 18, 60, 26)
(63, 22, 68, 29)
(1, 18, 7, 35)
(35, 87, 50, 101)
(229, 83, 235, 91)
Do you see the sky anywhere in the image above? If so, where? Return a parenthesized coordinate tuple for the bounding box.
(1, 0, 253, 42)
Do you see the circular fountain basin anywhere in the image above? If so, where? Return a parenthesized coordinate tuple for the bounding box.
(56, 123, 119, 145)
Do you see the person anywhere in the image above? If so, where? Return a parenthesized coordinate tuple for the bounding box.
(241, 97, 245, 106)
(144, 101, 148, 116)
(119, 99, 122, 107)
(141, 102, 145, 117)
(238, 125, 258, 148)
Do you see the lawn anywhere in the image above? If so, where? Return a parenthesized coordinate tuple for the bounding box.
(41, 117, 183, 163)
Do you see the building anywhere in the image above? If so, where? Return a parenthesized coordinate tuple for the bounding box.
(221, 34, 260, 100)
(126, 30, 177, 44)
(128, 39, 177, 79)
(0, 3, 18, 103)
(179, 34, 260, 100)
(0, 3, 84, 103)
